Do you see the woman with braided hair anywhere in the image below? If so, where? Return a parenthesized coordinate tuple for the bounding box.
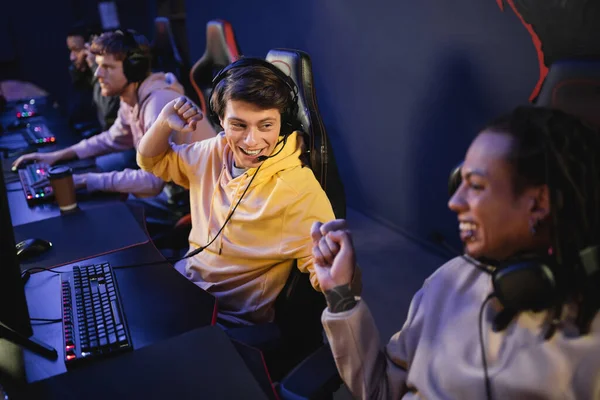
(311, 106, 600, 399)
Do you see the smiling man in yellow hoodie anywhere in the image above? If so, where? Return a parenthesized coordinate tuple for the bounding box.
(137, 58, 342, 325)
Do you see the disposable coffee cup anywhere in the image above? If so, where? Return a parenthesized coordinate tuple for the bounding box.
(48, 165, 78, 212)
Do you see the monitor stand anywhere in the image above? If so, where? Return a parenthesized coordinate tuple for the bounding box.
(0, 322, 57, 360)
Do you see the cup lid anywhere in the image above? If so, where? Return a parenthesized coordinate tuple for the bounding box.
(48, 165, 72, 179)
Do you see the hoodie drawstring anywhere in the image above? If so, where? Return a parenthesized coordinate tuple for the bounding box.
(217, 172, 247, 254)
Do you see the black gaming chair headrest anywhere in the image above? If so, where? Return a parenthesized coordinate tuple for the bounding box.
(536, 59, 600, 128)
(265, 49, 325, 180)
(266, 48, 346, 218)
(190, 20, 241, 116)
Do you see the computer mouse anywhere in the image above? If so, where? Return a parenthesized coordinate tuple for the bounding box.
(15, 238, 52, 260)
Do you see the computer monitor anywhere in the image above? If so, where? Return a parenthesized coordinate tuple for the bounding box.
(0, 169, 33, 337)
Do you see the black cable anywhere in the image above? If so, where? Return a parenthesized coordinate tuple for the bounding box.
(21, 266, 67, 285)
(19, 256, 181, 275)
(178, 161, 264, 260)
(112, 258, 179, 270)
(21, 266, 65, 277)
(30, 318, 61, 323)
(115, 161, 265, 269)
(432, 232, 498, 400)
(479, 293, 495, 400)
(257, 135, 288, 162)
(22, 161, 265, 274)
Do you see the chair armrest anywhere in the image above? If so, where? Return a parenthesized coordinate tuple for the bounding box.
(278, 344, 341, 400)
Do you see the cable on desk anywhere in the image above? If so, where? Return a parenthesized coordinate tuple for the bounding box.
(22, 266, 67, 275)
(112, 257, 179, 270)
(20, 256, 180, 275)
(30, 318, 61, 323)
(21, 266, 66, 286)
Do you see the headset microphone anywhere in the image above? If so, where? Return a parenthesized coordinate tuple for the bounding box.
(256, 134, 289, 162)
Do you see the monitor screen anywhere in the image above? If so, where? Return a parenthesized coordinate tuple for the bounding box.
(0, 169, 32, 337)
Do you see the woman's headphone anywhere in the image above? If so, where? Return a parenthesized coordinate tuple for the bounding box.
(115, 29, 151, 84)
(209, 57, 300, 136)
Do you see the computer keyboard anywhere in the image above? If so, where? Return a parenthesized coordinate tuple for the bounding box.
(24, 120, 56, 146)
(61, 262, 132, 368)
(17, 159, 97, 205)
(18, 162, 53, 204)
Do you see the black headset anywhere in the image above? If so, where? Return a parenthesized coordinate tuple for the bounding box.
(115, 29, 151, 84)
(209, 57, 300, 136)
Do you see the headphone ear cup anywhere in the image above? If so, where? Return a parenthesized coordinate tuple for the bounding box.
(492, 259, 558, 313)
(280, 119, 294, 137)
(124, 52, 150, 83)
(208, 89, 221, 128)
(208, 66, 230, 129)
(117, 30, 150, 83)
(122, 55, 133, 83)
(281, 94, 301, 136)
(209, 108, 222, 129)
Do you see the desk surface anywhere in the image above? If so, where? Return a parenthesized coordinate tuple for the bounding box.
(1, 98, 121, 227)
(24, 241, 217, 383)
(14, 202, 150, 272)
(18, 326, 268, 400)
(8, 190, 217, 384)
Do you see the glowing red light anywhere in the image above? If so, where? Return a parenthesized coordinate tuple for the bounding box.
(66, 354, 76, 360)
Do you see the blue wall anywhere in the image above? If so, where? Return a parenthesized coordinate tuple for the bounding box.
(2, 0, 74, 105)
(184, 0, 539, 246)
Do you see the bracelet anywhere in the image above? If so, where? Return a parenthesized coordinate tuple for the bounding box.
(324, 284, 358, 313)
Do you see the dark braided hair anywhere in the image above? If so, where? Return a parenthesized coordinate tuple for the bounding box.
(485, 106, 600, 334)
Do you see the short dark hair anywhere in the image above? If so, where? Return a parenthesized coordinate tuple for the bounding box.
(210, 63, 295, 124)
(484, 106, 600, 333)
(67, 22, 91, 41)
(90, 30, 150, 62)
